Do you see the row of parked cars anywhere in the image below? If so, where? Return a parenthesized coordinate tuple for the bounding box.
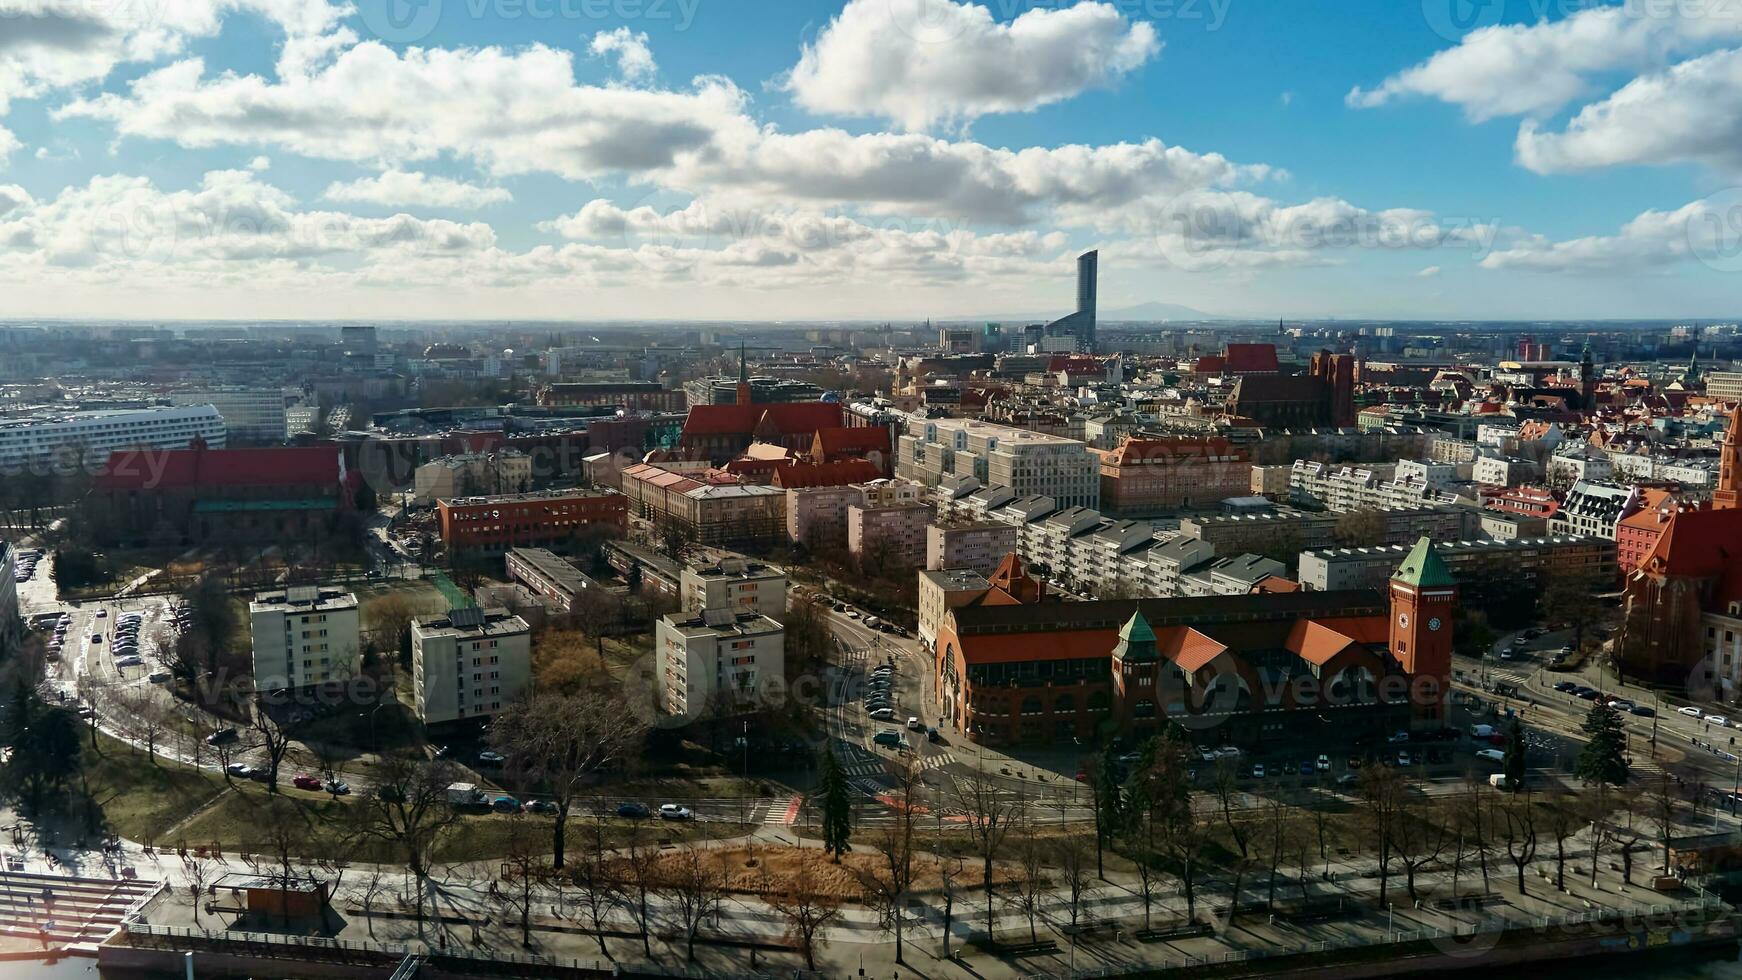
(1552, 681, 1658, 716)
(1677, 704, 1733, 726)
(13, 548, 42, 583)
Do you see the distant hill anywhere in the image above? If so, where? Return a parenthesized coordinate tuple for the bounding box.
(955, 300, 1225, 323)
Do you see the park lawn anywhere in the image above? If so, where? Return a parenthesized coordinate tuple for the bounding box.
(83, 734, 228, 843)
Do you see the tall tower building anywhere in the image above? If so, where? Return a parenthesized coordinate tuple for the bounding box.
(1580, 344, 1596, 414)
(1388, 537, 1458, 729)
(1043, 249, 1099, 353)
(1714, 404, 1742, 511)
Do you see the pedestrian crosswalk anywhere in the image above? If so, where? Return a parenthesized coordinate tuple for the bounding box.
(762, 795, 803, 826)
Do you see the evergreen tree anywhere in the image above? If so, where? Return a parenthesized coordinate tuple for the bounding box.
(1503, 717, 1527, 789)
(1091, 742, 1124, 879)
(1574, 702, 1629, 785)
(819, 746, 852, 861)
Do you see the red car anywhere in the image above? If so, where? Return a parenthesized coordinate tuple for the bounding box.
(292, 775, 323, 791)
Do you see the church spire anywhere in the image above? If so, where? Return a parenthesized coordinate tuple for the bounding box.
(736, 341, 752, 406)
(1715, 403, 1742, 511)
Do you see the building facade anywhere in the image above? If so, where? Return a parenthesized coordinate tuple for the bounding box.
(680, 558, 787, 617)
(0, 404, 227, 469)
(248, 587, 361, 692)
(1299, 535, 1616, 593)
(655, 608, 786, 720)
(411, 607, 533, 726)
(437, 488, 627, 555)
(848, 501, 934, 570)
(414, 451, 533, 503)
(926, 521, 1019, 574)
(173, 387, 288, 444)
(1095, 436, 1251, 514)
(897, 416, 1099, 509)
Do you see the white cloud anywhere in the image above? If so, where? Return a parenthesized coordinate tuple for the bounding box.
(786, 0, 1159, 130)
(1478, 197, 1738, 273)
(1417, 265, 1441, 278)
(1516, 47, 1742, 173)
(325, 170, 513, 209)
(589, 27, 656, 82)
(1348, 4, 1742, 121)
(248, 155, 272, 171)
(0, 126, 18, 168)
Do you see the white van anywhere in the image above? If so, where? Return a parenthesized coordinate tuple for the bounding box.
(1470, 724, 1497, 739)
(1488, 773, 1516, 791)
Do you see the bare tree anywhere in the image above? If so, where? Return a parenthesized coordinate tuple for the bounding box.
(1543, 789, 1583, 892)
(1261, 796, 1292, 912)
(1393, 791, 1453, 903)
(348, 756, 461, 929)
(566, 814, 622, 956)
(854, 761, 920, 963)
(1644, 770, 1680, 873)
(496, 813, 547, 948)
(358, 868, 390, 938)
(183, 853, 218, 929)
(1212, 758, 1251, 860)
(619, 823, 658, 958)
(1360, 764, 1406, 905)
(489, 687, 648, 869)
(937, 852, 965, 959)
(1161, 808, 1209, 923)
(947, 766, 1019, 938)
(770, 851, 843, 971)
(1054, 832, 1097, 932)
(244, 697, 300, 794)
(116, 687, 173, 762)
(1493, 789, 1540, 896)
(1006, 820, 1047, 943)
(664, 842, 728, 962)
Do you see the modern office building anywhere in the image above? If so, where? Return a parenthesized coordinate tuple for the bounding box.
(1042, 250, 1098, 353)
(172, 387, 288, 444)
(411, 606, 533, 726)
(0, 404, 227, 469)
(680, 558, 788, 617)
(248, 587, 361, 692)
(437, 488, 627, 555)
(1298, 535, 1616, 593)
(655, 608, 785, 721)
(898, 417, 1099, 509)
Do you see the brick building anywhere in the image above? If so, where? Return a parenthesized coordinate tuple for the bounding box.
(1095, 436, 1251, 514)
(437, 488, 627, 556)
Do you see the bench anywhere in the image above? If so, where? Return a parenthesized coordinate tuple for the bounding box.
(1136, 921, 1212, 942)
(990, 938, 1060, 956)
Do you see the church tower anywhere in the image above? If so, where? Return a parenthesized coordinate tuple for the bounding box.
(1715, 404, 1742, 511)
(1388, 537, 1458, 729)
(1579, 344, 1596, 415)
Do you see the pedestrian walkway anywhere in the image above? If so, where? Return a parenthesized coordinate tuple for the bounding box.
(761, 796, 803, 827)
(0, 868, 161, 951)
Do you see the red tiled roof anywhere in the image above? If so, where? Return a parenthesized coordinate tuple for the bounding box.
(96, 444, 343, 491)
(1158, 627, 1228, 672)
(812, 426, 891, 460)
(682, 402, 842, 437)
(773, 459, 885, 489)
(1225, 343, 1280, 374)
(1640, 506, 1742, 579)
(1194, 355, 1227, 374)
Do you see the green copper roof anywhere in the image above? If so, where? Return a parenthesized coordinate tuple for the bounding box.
(1119, 610, 1156, 644)
(1392, 537, 1456, 588)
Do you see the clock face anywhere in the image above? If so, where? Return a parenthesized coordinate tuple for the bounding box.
(1428, 617, 1442, 632)
(1398, 612, 1410, 628)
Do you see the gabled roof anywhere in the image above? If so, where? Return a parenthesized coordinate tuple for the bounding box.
(96, 444, 343, 491)
(1224, 343, 1280, 374)
(811, 426, 891, 460)
(1640, 506, 1742, 579)
(1391, 537, 1457, 588)
(773, 459, 885, 489)
(681, 402, 842, 438)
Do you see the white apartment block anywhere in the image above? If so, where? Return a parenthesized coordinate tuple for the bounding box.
(1550, 480, 1633, 538)
(1546, 446, 1613, 485)
(173, 387, 288, 444)
(656, 608, 785, 720)
(1607, 453, 1715, 490)
(0, 404, 226, 468)
(926, 521, 1018, 574)
(411, 607, 532, 725)
(414, 451, 533, 503)
(1471, 455, 1539, 487)
(1289, 460, 1459, 513)
(1706, 371, 1742, 401)
(680, 558, 788, 617)
(848, 501, 934, 569)
(1395, 459, 1463, 487)
(249, 587, 361, 692)
(897, 416, 1099, 509)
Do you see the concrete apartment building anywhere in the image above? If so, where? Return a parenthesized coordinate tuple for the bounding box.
(620, 463, 787, 548)
(248, 587, 361, 692)
(411, 606, 532, 726)
(415, 451, 533, 503)
(898, 416, 1099, 509)
(655, 608, 785, 720)
(1298, 535, 1617, 592)
(680, 558, 787, 617)
(926, 520, 1018, 574)
(917, 568, 992, 654)
(1471, 455, 1540, 487)
(786, 484, 860, 548)
(503, 547, 620, 614)
(1094, 436, 1250, 514)
(1180, 554, 1287, 597)
(1178, 505, 1473, 554)
(173, 387, 288, 444)
(848, 500, 934, 570)
(1551, 480, 1634, 538)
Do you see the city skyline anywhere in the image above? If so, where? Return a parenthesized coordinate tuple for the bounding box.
(1, 0, 1741, 322)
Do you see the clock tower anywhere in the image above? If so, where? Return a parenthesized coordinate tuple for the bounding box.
(1388, 537, 1458, 729)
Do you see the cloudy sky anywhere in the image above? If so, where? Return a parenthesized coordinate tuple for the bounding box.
(0, 0, 1739, 321)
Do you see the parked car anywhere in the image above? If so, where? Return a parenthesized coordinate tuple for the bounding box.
(528, 800, 558, 814)
(1250, 764, 1266, 779)
(869, 708, 896, 721)
(927, 727, 943, 743)
(477, 750, 506, 765)
(1553, 681, 1578, 692)
(873, 730, 904, 747)
(115, 656, 143, 668)
(1396, 751, 1412, 767)
(1316, 754, 1332, 771)
(1709, 714, 1732, 727)
(1631, 705, 1657, 718)
(225, 763, 256, 779)
(1387, 731, 1411, 744)
(206, 727, 239, 745)
(1680, 705, 1704, 718)
(148, 671, 172, 684)
(1336, 773, 1360, 788)
(906, 716, 923, 731)
(324, 780, 351, 796)
(1297, 760, 1315, 775)
(1475, 748, 1506, 763)
(659, 803, 692, 821)
(491, 796, 522, 813)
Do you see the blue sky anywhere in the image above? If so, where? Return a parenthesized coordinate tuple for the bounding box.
(0, 0, 1739, 320)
